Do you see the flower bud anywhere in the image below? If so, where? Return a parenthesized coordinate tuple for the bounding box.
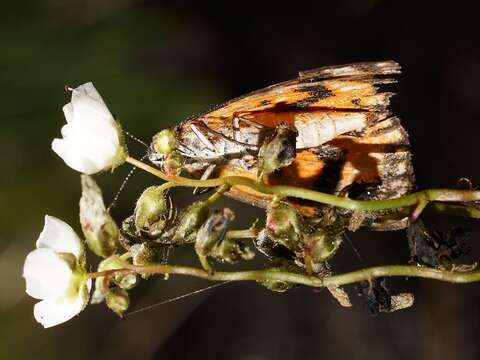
(130, 242, 167, 279)
(91, 255, 137, 304)
(257, 267, 295, 293)
(258, 279, 293, 293)
(302, 225, 343, 263)
(212, 237, 255, 264)
(131, 243, 157, 266)
(265, 201, 303, 251)
(80, 175, 119, 258)
(172, 201, 209, 244)
(195, 208, 234, 256)
(152, 129, 176, 155)
(134, 186, 168, 236)
(105, 287, 130, 317)
(163, 151, 184, 176)
(258, 124, 297, 179)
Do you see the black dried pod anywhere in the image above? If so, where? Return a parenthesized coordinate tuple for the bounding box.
(407, 220, 472, 269)
(443, 227, 472, 261)
(357, 278, 392, 316)
(407, 221, 440, 267)
(254, 229, 295, 260)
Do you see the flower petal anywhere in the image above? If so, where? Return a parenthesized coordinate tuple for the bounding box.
(36, 215, 83, 257)
(23, 248, 73, 300)
(72, 82, 106, 106)
(33, 278, 92, 328)
(62, 103, 74, 123)
(52, 136, 100, 175)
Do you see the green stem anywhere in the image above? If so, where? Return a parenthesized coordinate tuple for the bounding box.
(205, 184, 230, 205)
(226, 227, 261, 239)
(427, 202, 480, 219)
(126, 156, 480, 214)
(89, 263, 480, 286)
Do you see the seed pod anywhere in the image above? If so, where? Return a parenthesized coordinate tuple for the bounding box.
(134, 186, 168, 236)
(265, 201, 303, 251)
(80, 175, 120, 258)
(106, 287, 130, 317)
(303, 225, 343, 263)
(258, 279, 293, 293)
(91, 255, 138, 304)
(258, 124, 297, 179)
(172, 201, 210, 244)
(213, 237, 255, 264)
(163, 151, 184, 176)
(195, 208, 235, 256)
(131, 242, 156, 266)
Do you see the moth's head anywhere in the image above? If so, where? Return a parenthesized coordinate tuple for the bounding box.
(148, 128, 177, 165)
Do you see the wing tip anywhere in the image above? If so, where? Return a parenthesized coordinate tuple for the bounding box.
(299, 60, 401, 80)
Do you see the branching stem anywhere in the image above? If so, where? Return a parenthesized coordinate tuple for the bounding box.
(126, 156, 480, 216)
(88, 263, 480, 287)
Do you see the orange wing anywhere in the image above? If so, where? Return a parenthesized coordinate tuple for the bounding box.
(179, 61, 414, 229)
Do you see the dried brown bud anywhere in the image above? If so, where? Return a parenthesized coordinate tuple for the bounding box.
(172, 201, 209, 244)
(195, 208, 235, 256)
(80, 175, 119, 258)
(257, 124, 297, 179)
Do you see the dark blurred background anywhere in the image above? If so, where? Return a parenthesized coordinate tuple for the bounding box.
(1, 1, 480, 359)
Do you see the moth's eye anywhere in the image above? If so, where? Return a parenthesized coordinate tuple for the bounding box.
(151, 128, 176, 155)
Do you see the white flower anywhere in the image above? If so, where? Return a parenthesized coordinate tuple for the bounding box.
(51, 82, 127, 175)
(23, 215, 92, 328)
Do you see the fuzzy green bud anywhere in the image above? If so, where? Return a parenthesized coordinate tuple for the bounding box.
(105, 287, 130, 317)
(172, 201, 209, 244)
(258, 279, 293, 293)
(79, 175, 119, 258)
(134, 186, 168, 236)
(91, 255, 137, 304)
(163, 151, 184, 176)
(266, 201, 303, 251)
(131, 243, 157, 266)
(303, 226, 343, 263)
(212, 237, 255, 264)
(152, 129, 176, 155)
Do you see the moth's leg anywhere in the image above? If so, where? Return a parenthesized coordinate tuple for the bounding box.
(193, 164, 216, 195)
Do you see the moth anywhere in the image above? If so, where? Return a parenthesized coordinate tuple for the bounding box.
(149, 61, 415, 231)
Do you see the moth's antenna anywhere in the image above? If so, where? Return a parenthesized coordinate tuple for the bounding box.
(108, 152, 148, 210)
(125, 281, 231, 317)
(124, 130, 149, 148)
(343, 232, 364, 263)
